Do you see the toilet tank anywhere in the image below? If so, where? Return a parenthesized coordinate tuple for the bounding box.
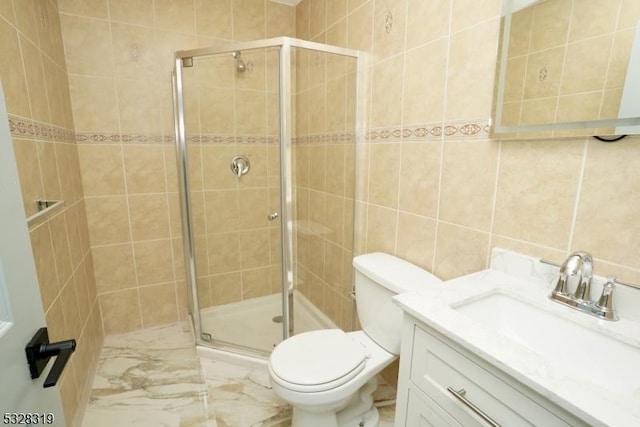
(353, 253, 442, 355)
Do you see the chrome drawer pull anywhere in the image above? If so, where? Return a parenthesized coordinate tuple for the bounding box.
(447, 387, 501, 427)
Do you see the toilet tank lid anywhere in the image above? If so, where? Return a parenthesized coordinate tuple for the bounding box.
(353, 252, 442, 294)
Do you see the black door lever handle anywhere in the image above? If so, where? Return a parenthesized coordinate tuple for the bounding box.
(25, 328, 77, 388)
(39, 339, 76, 388)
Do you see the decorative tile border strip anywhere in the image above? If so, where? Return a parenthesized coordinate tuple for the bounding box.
(9, 115, 491, 146)
(443, 118, 492, 140)
(8, 115, 75, 143)
(76, 132, 174, 144)
(187, 135, 235, 145)
(293, 131, 356, 145)
(367, 127, 404, 142)
(75, 132, 278, 145)
(241, 136, 278, 144)
(368, 118, 492, 143)
(186, 135, 278, 144)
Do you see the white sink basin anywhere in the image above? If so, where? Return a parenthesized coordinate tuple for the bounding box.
(454, 292, 640, 393)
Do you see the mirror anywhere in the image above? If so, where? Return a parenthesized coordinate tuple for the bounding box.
(493, 0, 640, 138)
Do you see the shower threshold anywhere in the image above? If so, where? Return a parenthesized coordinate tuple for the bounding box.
(199, 291, 337, 353)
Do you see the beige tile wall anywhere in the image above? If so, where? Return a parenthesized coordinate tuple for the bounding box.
(298, 0, 640, 384)
(58, 0, 295, 335)
(1, 1, 102, 426)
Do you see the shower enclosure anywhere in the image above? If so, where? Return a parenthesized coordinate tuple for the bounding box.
(173, 38, 364, 356)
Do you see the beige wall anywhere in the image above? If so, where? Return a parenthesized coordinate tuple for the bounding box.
(58, 0, 295, 334)
(296, 0, 640, 288)
(0, 1, 102, 426)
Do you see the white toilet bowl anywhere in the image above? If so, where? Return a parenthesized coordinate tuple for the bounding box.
(268, 330, 395, 427)
(268, 253, 442, 427)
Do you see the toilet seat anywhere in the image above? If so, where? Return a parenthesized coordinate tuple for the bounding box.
(269, 329, 367, 393)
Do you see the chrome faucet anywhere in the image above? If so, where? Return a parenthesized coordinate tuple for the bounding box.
(552, 252, 587, 296)
(549, 251, 618, 321)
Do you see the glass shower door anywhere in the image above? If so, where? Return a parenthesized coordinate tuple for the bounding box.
(180, 46, 284, 353)
(174, 38, 362, 357)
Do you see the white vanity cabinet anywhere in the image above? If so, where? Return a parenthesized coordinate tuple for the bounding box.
(395, 316, 588, 427)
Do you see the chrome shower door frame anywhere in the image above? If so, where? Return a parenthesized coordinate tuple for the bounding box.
(173, 37, 364, 356)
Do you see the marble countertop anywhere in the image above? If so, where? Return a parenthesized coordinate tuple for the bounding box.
(393, 248, 640, 427)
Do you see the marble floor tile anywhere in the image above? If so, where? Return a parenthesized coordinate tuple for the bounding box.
(199, 352, 291, 427)
(82, 321, 396, 427)
(82, 322, 215, 427)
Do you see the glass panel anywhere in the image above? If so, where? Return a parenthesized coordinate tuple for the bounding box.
(176, 41, 361, 356)
(291, 47, 358, 335)
(181, 47, 283, 353)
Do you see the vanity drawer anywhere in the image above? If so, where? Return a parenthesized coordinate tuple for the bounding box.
(410, 325, 577, 427)
(405, 388, 463, 427)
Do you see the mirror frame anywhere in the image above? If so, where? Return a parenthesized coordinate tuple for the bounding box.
(492, 0, 640, 139)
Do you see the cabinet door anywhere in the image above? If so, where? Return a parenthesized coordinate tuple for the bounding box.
(406, 389, 466, 427)
(409, 324, 587, 427)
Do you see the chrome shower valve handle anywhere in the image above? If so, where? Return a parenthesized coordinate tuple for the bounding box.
(230, 155, 250, 177)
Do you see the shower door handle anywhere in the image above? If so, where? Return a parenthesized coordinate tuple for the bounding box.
(267, 212, 279, 221)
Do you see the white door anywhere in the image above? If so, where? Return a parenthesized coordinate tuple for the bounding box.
(0, 85, 66, 424)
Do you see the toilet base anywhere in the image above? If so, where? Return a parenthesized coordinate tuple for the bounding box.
(341, 406, 379, 427)
(291, 377, 380, 427)
(291, 406, 380, 427)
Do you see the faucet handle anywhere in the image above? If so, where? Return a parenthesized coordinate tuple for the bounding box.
(595, 277, 619, 321)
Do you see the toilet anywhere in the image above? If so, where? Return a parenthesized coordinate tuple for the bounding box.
(268, 252, 442, 427)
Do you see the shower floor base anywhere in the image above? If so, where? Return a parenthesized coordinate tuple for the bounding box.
(199, 291, 337, 353)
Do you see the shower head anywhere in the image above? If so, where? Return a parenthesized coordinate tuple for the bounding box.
(232, 51, 246, 72)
